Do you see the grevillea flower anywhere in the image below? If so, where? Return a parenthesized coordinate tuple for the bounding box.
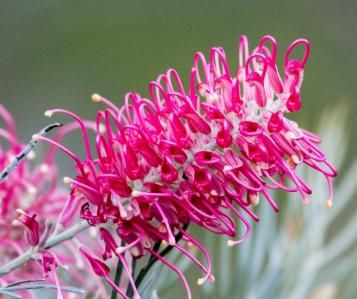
(39, 35, 337, 298)
(0, 105, 60, 291)
(15, 209, 40, 246)
(0, 105, 109, 298)
(0, 106, 60, 248)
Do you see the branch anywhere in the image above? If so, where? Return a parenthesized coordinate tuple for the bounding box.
(0, 123, 62, 182)
(0, 220, 90, 277)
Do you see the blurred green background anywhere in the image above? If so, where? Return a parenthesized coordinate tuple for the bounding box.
(0, 1, 356, 298)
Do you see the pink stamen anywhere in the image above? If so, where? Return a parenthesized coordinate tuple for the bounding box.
(32, 134, 82, 166)
(153, 202, 176, 245)
(225, 200, 251, 246)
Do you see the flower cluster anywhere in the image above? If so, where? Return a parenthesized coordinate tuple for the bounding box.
(33, 35, 336, 298)
(0, 105, 61, 290)
(0, 106, 110, 298)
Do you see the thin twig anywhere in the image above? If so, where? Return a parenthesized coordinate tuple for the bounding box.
(0, 123, 62, 182)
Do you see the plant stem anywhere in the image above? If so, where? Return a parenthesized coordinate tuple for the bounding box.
(135, 223, 189, 291)
(125, 258, 137, 298)
(0, 220, 90, 277)
(110, 259, 124, 299)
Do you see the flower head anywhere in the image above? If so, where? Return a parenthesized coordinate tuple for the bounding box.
(0, 105, 108, 298)
(42, 35, 337, 298)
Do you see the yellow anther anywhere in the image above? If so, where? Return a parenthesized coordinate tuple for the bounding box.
(44, 110, 53, 117)
(197, 278, 205, 286)
(326, 199, 333, 208)
(32, 134, 40, 141)
(91, 93, 102, 102)
(131, 190, 140, 197)
(227, 240, 235, 247)
(63, 177, 71, 184)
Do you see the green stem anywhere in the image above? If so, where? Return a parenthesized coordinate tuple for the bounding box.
(125, 258, 137, 297)
(135, 223, 189, 290)
(110, 259, 123, 299)
(111, 222, 189, 298)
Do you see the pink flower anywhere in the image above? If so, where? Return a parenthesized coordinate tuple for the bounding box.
(40, 35, 336, 298)
(15, 209, 40, 246)
(0, 106, 60, 252)
(0, 105, 108, 298)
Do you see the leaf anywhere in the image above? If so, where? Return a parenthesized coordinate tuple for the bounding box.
(0, 289, 22, 299)
(4, 284, 86, 294)
(139, 263, 161, 299)
(150, 290, 160, 299)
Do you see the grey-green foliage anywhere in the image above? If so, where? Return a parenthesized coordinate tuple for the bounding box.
(156, 106, 356, 299)
(0, 284, 86, 299)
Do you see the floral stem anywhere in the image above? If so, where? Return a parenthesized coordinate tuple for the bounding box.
(125, 258, 137, 298)
(134, 223, 189, 291)
(110, 259, 123, 299)
(0, 220, 90, 277)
